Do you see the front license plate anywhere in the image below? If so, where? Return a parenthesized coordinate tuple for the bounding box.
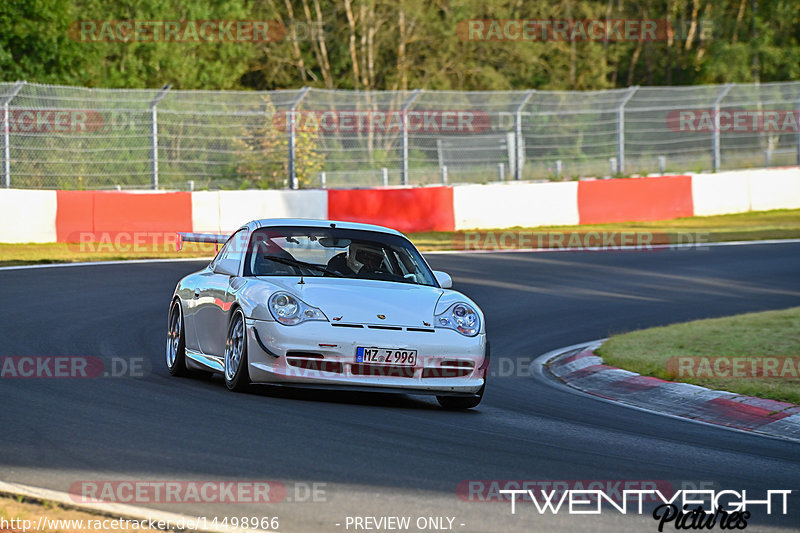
(356, 347, 417, 366)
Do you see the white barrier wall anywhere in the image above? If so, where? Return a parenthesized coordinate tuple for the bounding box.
(192, 190, 328, 234)
(691, 171, 752, 216)
(2, 168, 799, 244)
(746, 168, 800, 211)
(453, 182, 579, 230)
(0, 189, 57, 242)
(191, 191, 223, 234)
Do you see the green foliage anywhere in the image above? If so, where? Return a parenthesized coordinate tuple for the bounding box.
(1, 0, 258, 89)
(234, 98, 325, 189)
(2, 0, 798, 91)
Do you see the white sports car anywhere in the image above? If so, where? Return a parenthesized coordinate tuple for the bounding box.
(167, 219, 488, 409)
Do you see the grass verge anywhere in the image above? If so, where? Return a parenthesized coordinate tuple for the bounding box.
(1, 208, 799, 266)
(411, 208, 800, 250)
(598, 307, 800, 405)
(0, 494, 173, 533)
(0, 242, 215, 267)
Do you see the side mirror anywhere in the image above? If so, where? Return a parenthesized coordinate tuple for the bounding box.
(213, 258, 239, 276)
(433, 270, 452, 289)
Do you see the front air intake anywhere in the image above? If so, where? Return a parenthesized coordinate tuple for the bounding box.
(350, 364, 415, 378)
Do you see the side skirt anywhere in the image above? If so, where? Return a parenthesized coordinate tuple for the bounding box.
(186, 349, 224, 373)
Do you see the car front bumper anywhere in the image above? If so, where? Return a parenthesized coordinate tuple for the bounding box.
(245, 318, 487, 396)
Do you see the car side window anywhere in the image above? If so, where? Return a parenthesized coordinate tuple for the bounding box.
(209, 240, 231, 270)
(218, 229, 249, 270)
(209, 229, 247, 270)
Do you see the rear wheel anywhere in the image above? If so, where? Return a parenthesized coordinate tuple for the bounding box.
(166, 300, 188, 376)
(224, 309, 250, 392)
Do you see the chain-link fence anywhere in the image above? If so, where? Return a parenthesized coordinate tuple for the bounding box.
(2, 81, 799, 190)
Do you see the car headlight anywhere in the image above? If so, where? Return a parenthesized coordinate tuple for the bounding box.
(435, 302, 480, 337)
(268, 292, 327, 325)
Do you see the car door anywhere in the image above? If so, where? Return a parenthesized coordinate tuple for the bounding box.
(179, 272, 203, 353)
(194, 228, 249, 357)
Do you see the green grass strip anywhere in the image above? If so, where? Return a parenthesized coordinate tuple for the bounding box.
(598, 307, 800, 405)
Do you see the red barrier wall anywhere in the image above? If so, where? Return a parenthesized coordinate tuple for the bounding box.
(56, 191, 193, 242)
(327, 187, 455, 233)
(577, 176, 694, 224)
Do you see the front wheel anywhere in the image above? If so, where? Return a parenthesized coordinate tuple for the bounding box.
(224, 309, 250, 392)
(167, 300, 188, 376)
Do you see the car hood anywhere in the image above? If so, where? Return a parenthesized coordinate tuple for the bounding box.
(255, 277, 443, 327)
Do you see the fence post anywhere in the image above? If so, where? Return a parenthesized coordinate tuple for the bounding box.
(616, 86, 638, 175)
(401, 89, 422, 186)
(381, 167, 389, 186)
(2, 81, 25, 189)
(288, 86, 311, 190)
(797, 94, 800, 166)
(514, 90, 535, 180)
(441, 165, 448, 185)
(149, 84, 171, 190)
(712, 83, 734, 172)
(319, 171, 326, 188)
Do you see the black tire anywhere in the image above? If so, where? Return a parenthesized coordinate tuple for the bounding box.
(224, 308, 251, 392)
(436, 341, 489, 409)
(166, 299, 188, 376)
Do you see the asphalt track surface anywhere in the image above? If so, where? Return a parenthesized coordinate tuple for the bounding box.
(2, 243, 800, 532)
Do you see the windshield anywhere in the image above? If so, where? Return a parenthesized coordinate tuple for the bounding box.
(243, 226, 437, 287)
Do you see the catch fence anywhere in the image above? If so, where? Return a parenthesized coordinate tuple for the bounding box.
(1, 81, 799, 190)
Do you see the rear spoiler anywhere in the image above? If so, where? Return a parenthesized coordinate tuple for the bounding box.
(176, 232, 230, 252)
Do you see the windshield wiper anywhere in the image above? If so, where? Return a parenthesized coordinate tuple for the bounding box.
(260, 255, 344, 278)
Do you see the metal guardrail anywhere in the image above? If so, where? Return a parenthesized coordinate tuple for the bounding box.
(1, 81, 799, 190)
